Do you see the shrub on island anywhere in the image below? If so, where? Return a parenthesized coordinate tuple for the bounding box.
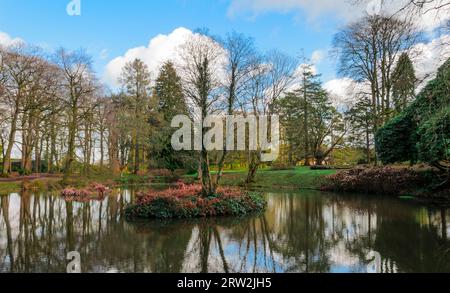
(125, 181, 267, 220)
(61, 183, 110, 202)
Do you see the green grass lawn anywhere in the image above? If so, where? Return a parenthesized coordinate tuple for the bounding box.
(218, 167, 336, 190)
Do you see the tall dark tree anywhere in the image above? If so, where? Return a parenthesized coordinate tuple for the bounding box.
(150, 61, 189, 171)
(155, 61, 186, 121)
(346, 96, 375, 164)
(392, 53, 416, 114)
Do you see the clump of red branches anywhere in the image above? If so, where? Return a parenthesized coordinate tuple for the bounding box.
(61, 183, 111, 202)
(126, 181, 266, 219)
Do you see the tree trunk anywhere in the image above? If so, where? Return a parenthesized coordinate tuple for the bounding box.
(100, 127, 104, 168)
(64, 101, 78, 178)
(246, 151, 260, 184)
(200, 148, 213, 197)
(2, 104, 20, 176)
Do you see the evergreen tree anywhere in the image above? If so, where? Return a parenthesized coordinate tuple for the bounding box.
(276, 66, 345, 166)
(346, 96, 375, 164)
(150, 61, 190, 172)
(155, 61, 186, 121)
(392, 53, 416, 114)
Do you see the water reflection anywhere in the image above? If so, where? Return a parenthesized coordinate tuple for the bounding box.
(0, 190, 448, 273)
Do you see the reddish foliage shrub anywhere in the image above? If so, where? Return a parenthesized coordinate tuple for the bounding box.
(61, 183, 110, 202)
(126, 181, 266, 219)
(322, 166, 429, 195)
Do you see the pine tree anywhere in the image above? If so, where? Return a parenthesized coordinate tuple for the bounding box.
(276, 65, 344, 166)
(154, 61, 186, 121)
(392, 53, 416, 114)
(150, 61, 189, 171)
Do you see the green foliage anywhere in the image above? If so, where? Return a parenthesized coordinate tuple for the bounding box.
(392, 53, 416, 113)
(416, 106, 450, 165)
(375, 113, 418, 164)
(275, 66, 344, 164)
(115, 174, 150, 185)
(376, 58, 450, 166)
(149, 61, 192, 171)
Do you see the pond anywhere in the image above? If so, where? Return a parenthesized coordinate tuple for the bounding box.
(0, 189, 449, 273)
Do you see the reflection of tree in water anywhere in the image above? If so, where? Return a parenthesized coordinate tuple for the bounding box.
(0, 190, 193, 273)
(373, 208, 450, 273)
(0, 190, 449, 273)
(267, 193, 331, 272)
(331, 194, 450, 273)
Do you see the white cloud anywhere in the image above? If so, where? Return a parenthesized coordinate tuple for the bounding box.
(227, 0, 364, 21)
(410, 34, 450, 82)
(324, 34, 450, 108)
(311, 50, 324, 64)
(227, 0, 450, 31)
(104, 27, 194, 88)
(0, 31, 24, 48)
(324, 78, 364, 109)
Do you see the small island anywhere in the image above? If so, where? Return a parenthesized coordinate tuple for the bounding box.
(125, 181, 266, 220)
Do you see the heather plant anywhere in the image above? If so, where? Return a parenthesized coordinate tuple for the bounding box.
(125, 181, 266, 219)
(61, 183, 110, 202)
(322, 166, 429, 195)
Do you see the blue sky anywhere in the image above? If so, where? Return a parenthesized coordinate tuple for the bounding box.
(0, 0, 448, 93)
(0, 0, 345, 83)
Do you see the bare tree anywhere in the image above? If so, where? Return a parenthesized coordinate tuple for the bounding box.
(54, 48, 97, 177)
(243, 50, 297, 183)
(119, 59, 152, 175)
(0, 45, 42, 176)
(215, 31, 257, 186)
(178, 33, 225, 196)
(333, 15, 420, 134)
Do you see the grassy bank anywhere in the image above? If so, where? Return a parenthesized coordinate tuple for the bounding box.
(0, 167, 335, 195)
(0, 182, 22, 194)
(218, 167, 336, 190)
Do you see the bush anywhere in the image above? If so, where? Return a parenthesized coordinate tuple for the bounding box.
(416, 106, 450, 168)
(376, 113, 418, 164)
(125, 181, 267, 220)
(322, 166, 428, 195)
(61, 183, 111, 202)
(375, 58, 450, 167)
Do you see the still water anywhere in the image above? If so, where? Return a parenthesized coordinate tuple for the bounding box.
(0, 189, 449, 273)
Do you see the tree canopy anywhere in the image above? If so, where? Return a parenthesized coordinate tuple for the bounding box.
(376, 58, 450, 170)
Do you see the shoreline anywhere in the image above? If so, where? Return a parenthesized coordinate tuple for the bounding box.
(1, 167, 448, 207)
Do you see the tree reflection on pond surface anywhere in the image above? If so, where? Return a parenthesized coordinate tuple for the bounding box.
(0, 190, 448, 273)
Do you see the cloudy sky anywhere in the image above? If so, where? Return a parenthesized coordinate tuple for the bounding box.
(0, 0, 449, 101)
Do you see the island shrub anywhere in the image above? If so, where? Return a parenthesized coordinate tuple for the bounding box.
(61, 183, 110, 202)
(125, 181, 267, 220)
